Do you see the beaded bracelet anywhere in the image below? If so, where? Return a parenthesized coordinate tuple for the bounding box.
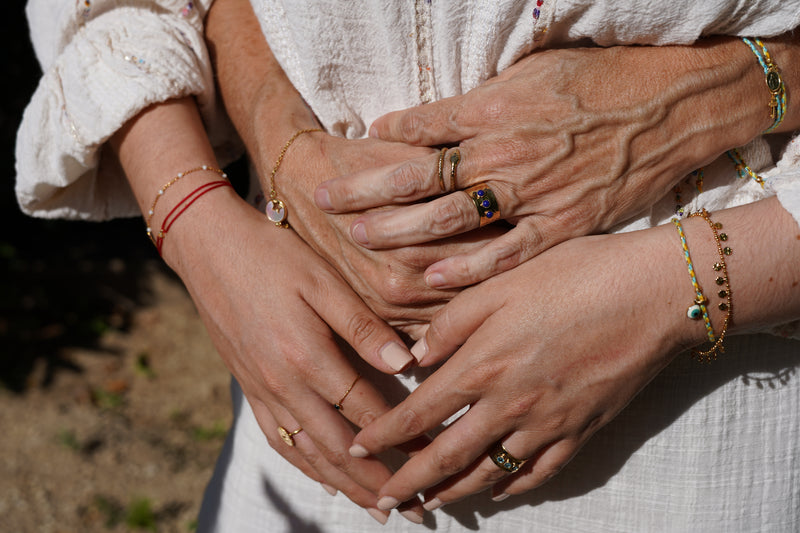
(726, 148, 764, 189)
(146, 165, 227, 244)
(672, 217, 716, 343)
(741, 37, 786, 133)
(687, 209, 733, 363)
(267, 128, 323, 228)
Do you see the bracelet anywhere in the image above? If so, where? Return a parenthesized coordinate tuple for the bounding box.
(154, 180, 232, 256)
(687, 209, 733, 363)
(672, 217, 716, 343)
(726, 148, 765, 189)
(267, 128, 323, 228)
(741, 37, 786, 133)
(146, 165, 226, 243)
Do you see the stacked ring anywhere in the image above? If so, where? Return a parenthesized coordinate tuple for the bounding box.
(436, 148, 448, 192)
(489, 441, 526, 473)
(464, 182, 500, 226)
(334, 374, 361, 412)
(278, 426, 303, 447)
(449, 149, 461, 191)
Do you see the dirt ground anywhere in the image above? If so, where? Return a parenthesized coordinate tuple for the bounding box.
(0, 261, 232, 533)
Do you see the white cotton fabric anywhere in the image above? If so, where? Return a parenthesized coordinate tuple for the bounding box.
(15, 0, 800, 531)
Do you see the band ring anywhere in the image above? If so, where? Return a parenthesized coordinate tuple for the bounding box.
(436, 148, 447, 192)
(278, 426, 303, 447)
(334, 374, 361, 412)
(464, 182, 500, 226)
(489, 441, 526, 473)
(449, 148, 461, 191)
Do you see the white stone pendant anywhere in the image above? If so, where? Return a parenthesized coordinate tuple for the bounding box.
(266, 198, 287, 226)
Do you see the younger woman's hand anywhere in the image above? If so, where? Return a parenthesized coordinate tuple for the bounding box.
(348, 224, 697, 511)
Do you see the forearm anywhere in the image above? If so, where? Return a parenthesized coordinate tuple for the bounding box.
(205, 0, 319, 178)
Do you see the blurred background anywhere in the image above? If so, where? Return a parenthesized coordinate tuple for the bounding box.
(2, 4, 233, 532)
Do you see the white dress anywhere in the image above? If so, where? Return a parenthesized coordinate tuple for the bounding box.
(16, 1, 800, 531)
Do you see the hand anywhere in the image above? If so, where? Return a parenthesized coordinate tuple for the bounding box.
(265, 131, 506, 337)
(169, 189, 427, 521)
(315, 39, 764, 288)
(348, 225, 696, 510)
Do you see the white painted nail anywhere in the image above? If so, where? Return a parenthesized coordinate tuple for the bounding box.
(377, 496, 399, 510)
(380, 342, 414, 372)
(321, 483, 337, 496)
(400, 509, 424, 524)
(367, 508, 388, 525)
(410, 337, 428, 363)
(491, 492, 510, 502)
(349, 444, 369, 458)
(422, 497, 443, 511)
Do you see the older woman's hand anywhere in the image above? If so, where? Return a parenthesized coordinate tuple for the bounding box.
(315, 39, 764, 288)
(347, 223, 695, 510)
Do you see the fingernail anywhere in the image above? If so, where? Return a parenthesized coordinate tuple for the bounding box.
(368, 125, 379, 138)
(321, 483, 337, 496)
(400, 509, 425, 524)
(491, 493, 510, 502)
(422, 497, 443, 511)
(367, 508, 388, 525)
(380, 341, 414, 372)
(349, 443, 369, 458)
(425, 272, 446, 288)
(352, 222, 369, 245)
(377, 496, 399, 510)
(314, 186, 333, 211)
(410, 337, 428, 363)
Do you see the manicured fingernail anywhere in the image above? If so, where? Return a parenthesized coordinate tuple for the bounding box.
(491, 493, 510, 502)
(321, 483, 337, 496)
(377, 496, 399, 510)
(352, 222, 369, 245)
(425, 272, 446, 288)
(349, 443, 369, 458)
(314, 186, 333, 211)
(368, 125, 379, 138)
(422, 497, 442, 511)
(380, 341, 414, 372)
(410, 337, 428, 363)
(367, 508, 388, 525)
(400, 509, 425, 524)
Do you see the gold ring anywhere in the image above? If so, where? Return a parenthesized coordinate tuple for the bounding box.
(278, 426, 303, 447)
(436, 148, 447, 192)
(464, 182, 500, 226)
(449, 148, 461, 191)
(334, 374, 361, 412)
(489, 441, 526, 473)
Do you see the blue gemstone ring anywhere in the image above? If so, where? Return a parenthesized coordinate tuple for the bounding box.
(489, 441, 526, 473)
(464, 182, 501, 226)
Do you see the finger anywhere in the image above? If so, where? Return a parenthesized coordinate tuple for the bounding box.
(305, 271, 416, 373)
(348, 191, 478, 249)
(369, 95, 476, 146)
(371, 401, 516, 510)
(423, 433, 542, 508)
(423, 218, 552, 289)
(490, 439, 580, 500)
(315, 150, 441, 213)
(409, 285, 502, 367)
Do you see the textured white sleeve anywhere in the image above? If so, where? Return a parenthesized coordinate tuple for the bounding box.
(542, 0, 800, 46)
(15, 0, 239, 221)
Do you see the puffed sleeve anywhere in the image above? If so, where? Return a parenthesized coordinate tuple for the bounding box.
(15, 0, 239, 221)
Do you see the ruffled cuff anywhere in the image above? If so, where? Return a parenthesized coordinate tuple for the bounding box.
(15, 3, 238, 221)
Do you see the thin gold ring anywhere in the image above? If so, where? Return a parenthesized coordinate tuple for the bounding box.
(489, 441, 526, 473)
(436, 148, 447, 192)
(334, 374, 361, 412)
(278, 426, 303, 447)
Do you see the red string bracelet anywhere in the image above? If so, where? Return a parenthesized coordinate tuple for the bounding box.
(154, 180, 232, 256)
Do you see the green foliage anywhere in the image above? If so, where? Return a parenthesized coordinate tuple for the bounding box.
(125, 497, 157, 531)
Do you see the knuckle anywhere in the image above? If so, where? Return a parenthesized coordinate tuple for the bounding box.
(398, 112, 426, 144)
(427, 196, 472, 236)
(431, 447, 469, 477)
(397, 407, 426, 437)
(320, 446, 353, 472)
(380, 271, 416, 306)
(345, 312, 381, 349)
(387, 163, 428, 201)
